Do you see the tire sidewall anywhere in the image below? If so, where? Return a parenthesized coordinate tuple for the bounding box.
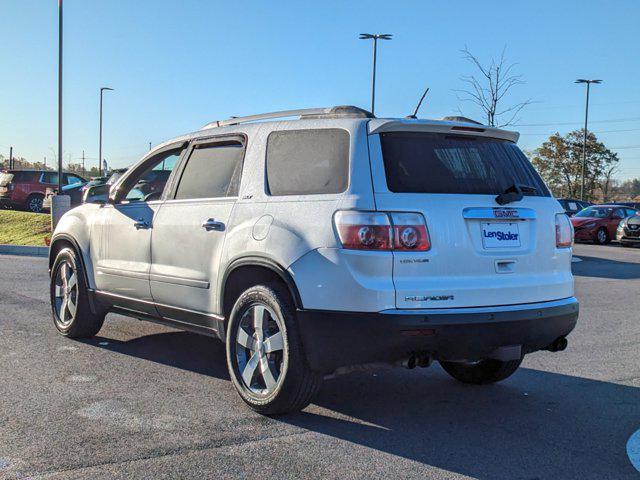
(226, 286, 292, 407)
(596, 228, 608, 245)
(50, 247, 81, 335)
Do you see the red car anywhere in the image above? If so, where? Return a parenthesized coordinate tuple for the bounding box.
(0, 170, 86, 213)
(570, 205, 639, 245)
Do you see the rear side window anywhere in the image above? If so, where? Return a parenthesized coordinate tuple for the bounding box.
(174, 142, 244, 200)
(266, 129, 349, 196)
(380, 132, 550, 196)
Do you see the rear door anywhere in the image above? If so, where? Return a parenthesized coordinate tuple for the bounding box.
(150, 136, 245, 322)
(367, 128, 573, 309)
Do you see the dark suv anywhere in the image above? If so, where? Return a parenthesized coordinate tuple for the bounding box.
(0, 170, 86, 213)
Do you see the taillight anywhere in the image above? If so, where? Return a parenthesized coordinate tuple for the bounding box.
(389, 212, 430, 251)
(333, 211, 430, 251)
(334, 211, 392, 250)
(555, 213, 573, 248)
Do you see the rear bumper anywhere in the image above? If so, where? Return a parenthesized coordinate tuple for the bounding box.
(296, 297, 579, 373)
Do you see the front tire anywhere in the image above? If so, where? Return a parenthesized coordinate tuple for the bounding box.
(226, 284, 322, 415)
(50, 247, 105, 338)
(595, 227, 610, 245)
(440, 357, 523, 385)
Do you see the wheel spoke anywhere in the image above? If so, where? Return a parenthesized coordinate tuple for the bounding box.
(67, 272, 77, 291)
(55, 285, 63, 297)
(253, 306, 267, 342)
(61, 263, 69, 288)
(242, 352, 260, 387)
(237, 327, 255, 350)
(67, 296, 77, 316)
(263, 331, 283, 353)
(260, 355, 278, 391)
(60, 297, 69, 321)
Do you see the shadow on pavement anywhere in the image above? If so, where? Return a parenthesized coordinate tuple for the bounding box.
(572, 254, 640, 280)
(81, 330, 640, 479)
(85, 331, 230, 380)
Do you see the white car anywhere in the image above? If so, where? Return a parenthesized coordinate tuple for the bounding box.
(48, 106, 578, 414)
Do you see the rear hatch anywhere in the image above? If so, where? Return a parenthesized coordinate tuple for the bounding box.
(367, 122, 573, 309)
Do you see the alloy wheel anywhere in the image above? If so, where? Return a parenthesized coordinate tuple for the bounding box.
(53, 261, 78, 327)
(235, 304, 286, 395)
(598, 229, 607, 244)
(29, 196, 43, 213)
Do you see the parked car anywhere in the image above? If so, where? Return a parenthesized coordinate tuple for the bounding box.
(570, 205, 639, 244)
(616, 214, 640, 247)
(0, 170, 86, 213)
(48, 106, 578, 414)
(556, 198, 592, 216)
(82, 168, 129, 204)
(43, 181, 88, 211)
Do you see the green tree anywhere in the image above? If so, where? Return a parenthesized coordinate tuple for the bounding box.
(530, 129, 619, 201)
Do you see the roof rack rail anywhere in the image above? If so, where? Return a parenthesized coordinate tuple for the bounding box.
(200, 105, 374, 130)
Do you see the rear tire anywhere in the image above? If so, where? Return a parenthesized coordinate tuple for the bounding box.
(26, 194, 44, 213)
(595, 227, 609, 245)
(226, 284, 322, 415)
(440, 357, 523, 385)
(50, 247, 105, 338)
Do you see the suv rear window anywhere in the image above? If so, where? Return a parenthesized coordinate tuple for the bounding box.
(380, 132, 549, 196)
(266, 129, 349, 196)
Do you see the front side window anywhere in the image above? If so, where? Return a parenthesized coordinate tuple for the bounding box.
(266, 129, 350, 196)
(380, 132, 550, 196)
(120, 150, 182, 203)
(174, 142, 244, 200)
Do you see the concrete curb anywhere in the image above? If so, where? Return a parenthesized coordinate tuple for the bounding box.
(0, 244, 49, 257)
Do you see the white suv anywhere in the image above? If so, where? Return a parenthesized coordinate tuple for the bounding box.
(48, 106, 578, 414)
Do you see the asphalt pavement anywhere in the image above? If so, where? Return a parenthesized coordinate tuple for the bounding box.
(0, 243, 639, 479)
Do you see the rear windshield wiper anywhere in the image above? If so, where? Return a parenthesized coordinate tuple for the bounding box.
(495, 183, 538, 205)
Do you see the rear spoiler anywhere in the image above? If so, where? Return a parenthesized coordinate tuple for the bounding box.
(367, 119, 519, 143)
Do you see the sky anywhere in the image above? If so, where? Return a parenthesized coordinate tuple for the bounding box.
(1, 0, 639, 179)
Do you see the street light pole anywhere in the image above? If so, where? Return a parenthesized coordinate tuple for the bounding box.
(359, 33, 392, 115)
(57, 0, 64, 195)
(98, 87, 114, 176)
(575, 79, 602, 201)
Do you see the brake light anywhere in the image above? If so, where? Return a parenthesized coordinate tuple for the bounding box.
(333, 211, 430, 251)
(555, 213, 573, 248)
(334, 211, 392, 250)
(389, 212, 430, 251)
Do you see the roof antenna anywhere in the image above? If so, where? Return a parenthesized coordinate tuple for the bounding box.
(406, 87, 429, 119)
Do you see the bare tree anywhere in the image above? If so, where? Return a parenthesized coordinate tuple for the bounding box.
(600, 164, 620, 202)
(456, 46, 532, 127)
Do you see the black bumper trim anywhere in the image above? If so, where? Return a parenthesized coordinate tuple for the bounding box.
(296, 298, 579, 373)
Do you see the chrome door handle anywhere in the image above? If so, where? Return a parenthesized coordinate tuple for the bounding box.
(202, 218, 225, 231)
(133, 218, 150, 229)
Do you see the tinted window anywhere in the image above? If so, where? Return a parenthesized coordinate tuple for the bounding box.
(121, 150, 182, 203)
(380, 132, 550, 196)
(174, 142, 244, 200)
(8, 171, 35, 182)
(626, 208, 638, 217)
(266, 129, 349, 196)
(612, 208, 626, 219)
(41, 172, 60, 184)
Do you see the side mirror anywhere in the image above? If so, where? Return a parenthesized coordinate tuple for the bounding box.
(83, 184, 110, 204)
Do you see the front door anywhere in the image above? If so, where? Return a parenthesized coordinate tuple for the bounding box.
(150, 137, 245, 325)
(92, 147, 184, 315)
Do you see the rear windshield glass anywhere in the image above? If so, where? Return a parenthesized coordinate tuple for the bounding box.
(380, 132, 550, 196)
